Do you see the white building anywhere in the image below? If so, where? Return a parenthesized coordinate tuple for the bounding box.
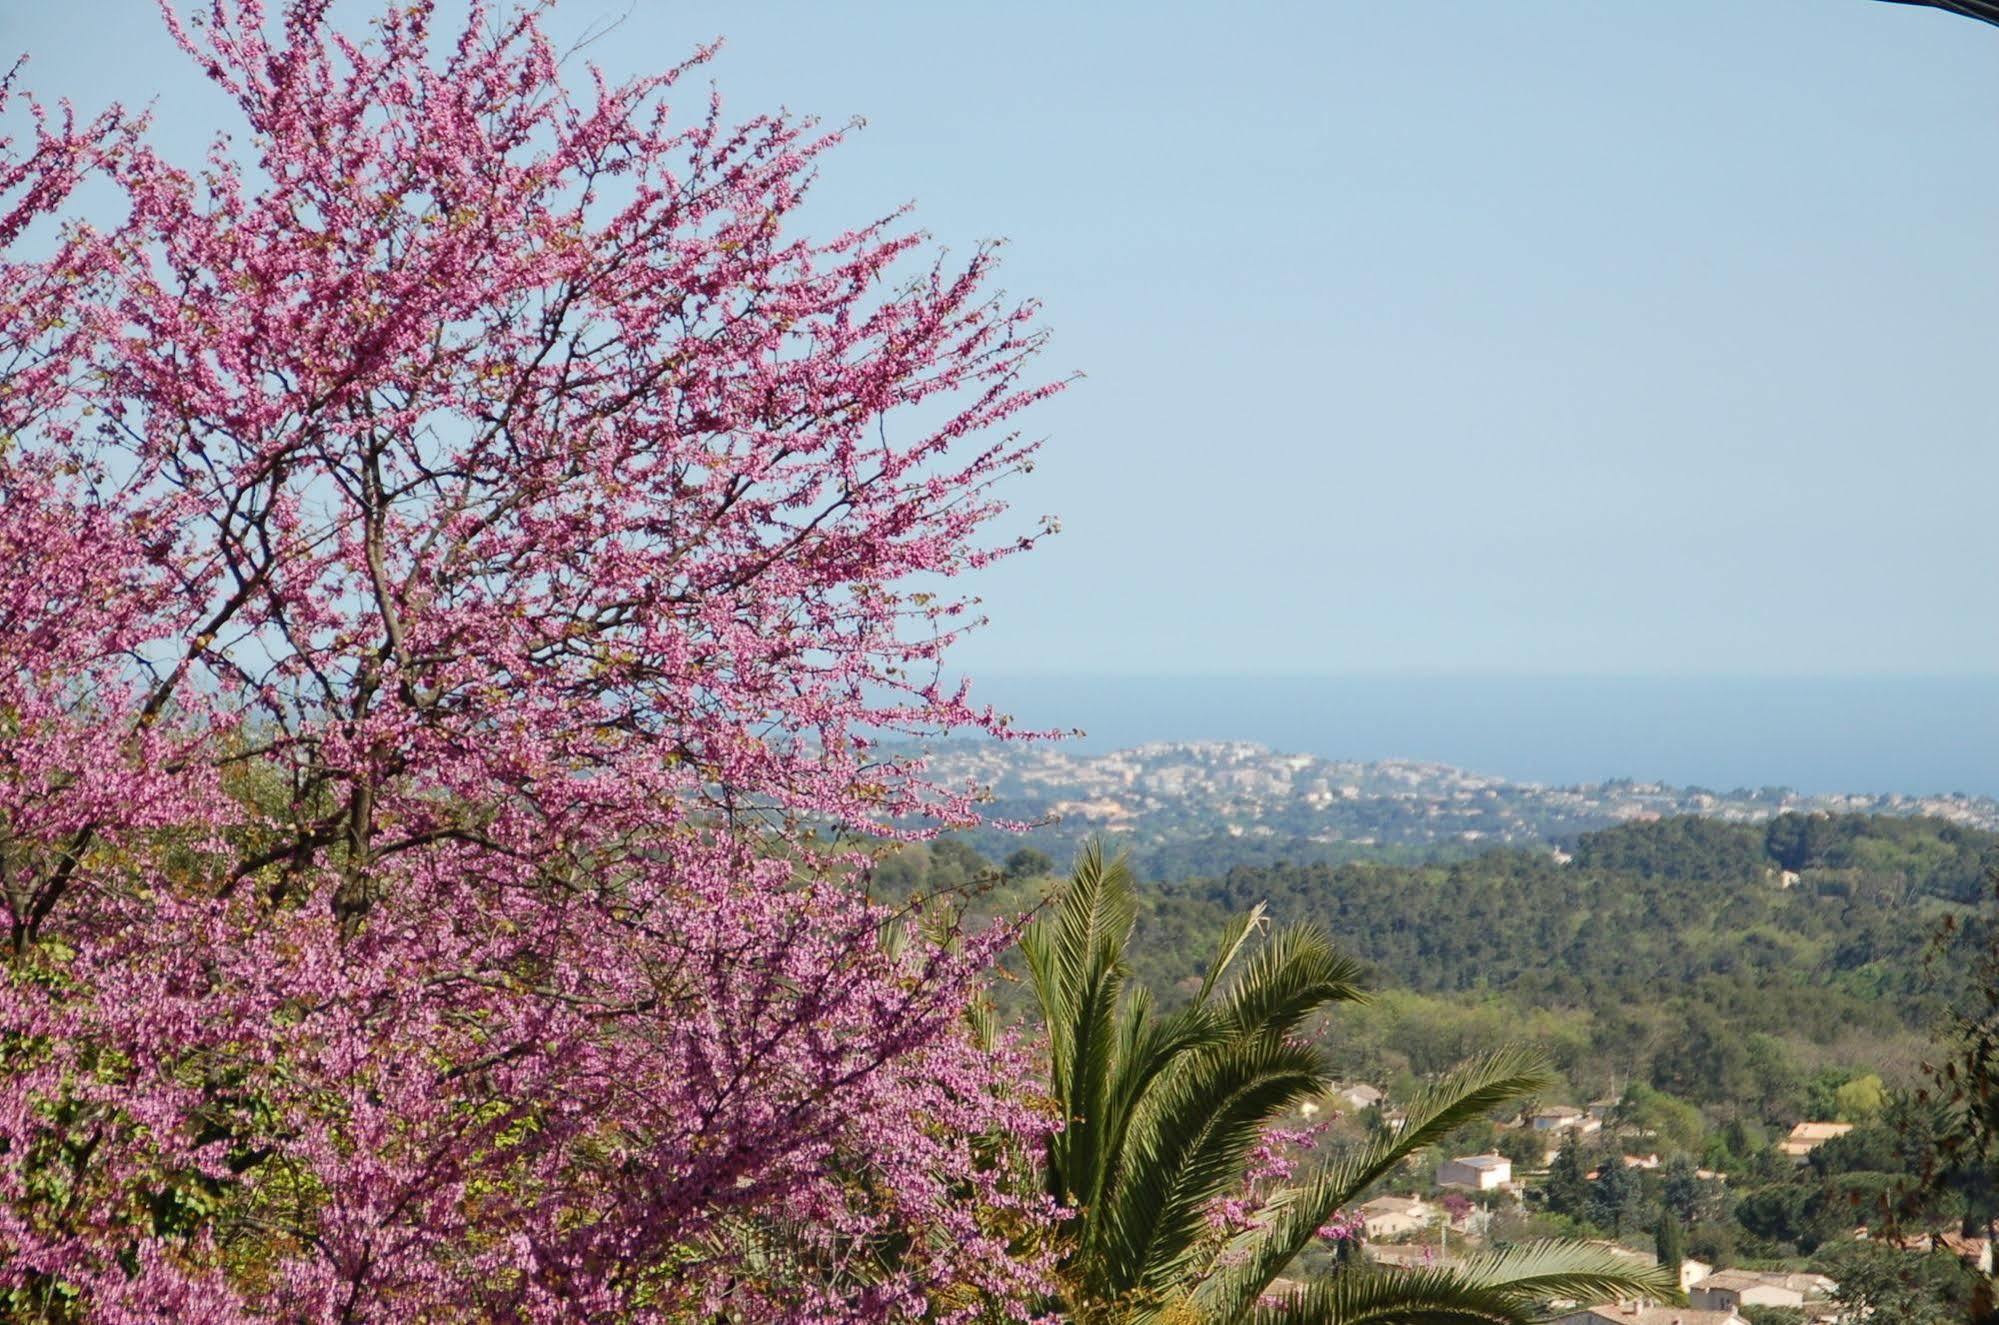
(1778, 1121, 1853, 1162)
(1530, 1105, 1603, 1135)
(1357, 1195, 1434, 1240)
(1689, 1269, 1835, 1314)
(1436, 1153, 1511, 1191)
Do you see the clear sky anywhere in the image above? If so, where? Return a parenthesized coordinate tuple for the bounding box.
(10, 0, 1999, 678)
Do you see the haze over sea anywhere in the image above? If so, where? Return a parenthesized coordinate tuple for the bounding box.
(966, 674, 1999, 800)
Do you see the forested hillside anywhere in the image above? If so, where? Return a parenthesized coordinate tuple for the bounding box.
(888, 813, 1996, 1119)
(874, 813, 1999, 1300)
(1172, 815, 1993, 1117)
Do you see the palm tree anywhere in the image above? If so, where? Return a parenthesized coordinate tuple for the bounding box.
(1876, 0, 1999, 27)
(1021, 843, 1677, 1324)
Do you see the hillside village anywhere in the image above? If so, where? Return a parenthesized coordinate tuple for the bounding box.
(872, 801, 1999, 1320)
(920, 740, 1999, 861)
(1319, 1083, 1989, 1325)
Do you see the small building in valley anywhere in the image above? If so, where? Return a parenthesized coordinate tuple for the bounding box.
(1358, 1195, 1434, 1240)
(1688, 1268, 1835, 1314)
(1530, 1105, 1602, 1135)
(1436, 1153, 1511, 1192)
(1778, 1121, 1853, 1162)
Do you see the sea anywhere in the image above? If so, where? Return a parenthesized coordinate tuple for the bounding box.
(961, 674, 1999, 799)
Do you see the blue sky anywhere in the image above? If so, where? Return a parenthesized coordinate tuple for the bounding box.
(11, 1, 1999, 677)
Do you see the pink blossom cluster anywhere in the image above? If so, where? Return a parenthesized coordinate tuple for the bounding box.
(1205, 1122, 1346, 1240)
(0, 1, 1064, 1318)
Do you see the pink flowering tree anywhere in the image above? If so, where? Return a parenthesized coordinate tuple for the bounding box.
(0, 1, 1063, 1318)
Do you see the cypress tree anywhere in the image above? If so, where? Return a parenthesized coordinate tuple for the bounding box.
(1655, 1209, 1687, 1284)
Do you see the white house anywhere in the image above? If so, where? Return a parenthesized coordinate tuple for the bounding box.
(1436, 1153, 1511, 1191)
(1678, 1257, 1714, 1293)
(1530, 1105, 1602, 1135)
(1336, 1082, 1386, 1110)
(1357, 1195, 1433, 1240)
(1689, 1269, 1836, 1314)
(1778, 1121, 1853, 1162)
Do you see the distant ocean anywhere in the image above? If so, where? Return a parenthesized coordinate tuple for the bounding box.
(962, 674, 1999, 799)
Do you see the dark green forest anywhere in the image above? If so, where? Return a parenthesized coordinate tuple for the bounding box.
(892, 812, 1995, 1114)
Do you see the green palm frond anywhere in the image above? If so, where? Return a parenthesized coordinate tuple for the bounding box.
(1092, 992, 1234, 1238)
(1193, 1047, 1555, 1324)
(1196, 901, 1269, 1007)
(966, 994, 1002, 1054)
(1023, 842, 1141, 1211)
(1101, 1035, 1331, 1298)
(1217, 920, 1370, 1043)
(1244, 1243, 1679, 1325)
(1020, 842, 1669, 1325)
(1332, 1046, 1559, 1196)
(1026, 841, 1137, 1017)
(1024, 843, 1360, 1311)
(1448, 1240, 1680, 1310)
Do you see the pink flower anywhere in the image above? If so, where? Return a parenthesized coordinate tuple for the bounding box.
(0, 2, 1065, 1318)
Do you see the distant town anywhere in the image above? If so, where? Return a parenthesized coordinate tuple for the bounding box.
(913, 739, 1999, 863)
